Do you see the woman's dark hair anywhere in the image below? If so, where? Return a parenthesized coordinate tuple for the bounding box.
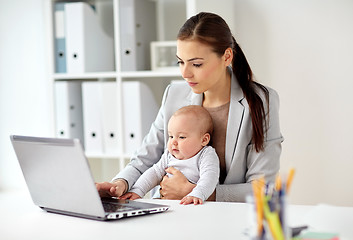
(177, 12, 269, 152)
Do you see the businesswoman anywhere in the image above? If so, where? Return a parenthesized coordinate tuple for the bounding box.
(96, 12, 283, 202)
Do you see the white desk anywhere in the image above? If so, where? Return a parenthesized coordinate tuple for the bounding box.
(1, 191, 352, 240)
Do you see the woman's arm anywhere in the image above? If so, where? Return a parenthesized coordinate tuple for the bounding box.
(110, 85, 172, 190)
(216, 136, 283, 202)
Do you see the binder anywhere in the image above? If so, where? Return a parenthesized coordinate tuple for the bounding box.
(122, 81, 159, 155)
(82, 82, 104, 155)
(101, 82, 120, 155)
(54, 81, 84, 144)
(65, 2, 114, 73)
(119, 0, 157, 71)
(54, 2, 66, 73)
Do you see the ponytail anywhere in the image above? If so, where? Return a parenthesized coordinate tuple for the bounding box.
(232, 37, 269, 152)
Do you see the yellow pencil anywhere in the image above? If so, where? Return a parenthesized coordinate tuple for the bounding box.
(251, 177, 265, 237)
(286, 168, 295, 193)
(275, 174, 281, 191)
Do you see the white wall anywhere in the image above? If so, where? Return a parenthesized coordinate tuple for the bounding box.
(231, 0, 353, 206)
(0, 0, 53, 190)
(1, 0, 353, 207)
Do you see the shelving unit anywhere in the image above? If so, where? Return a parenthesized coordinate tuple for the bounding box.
(45, 0, 187, 182)
(44, 0, 233, 182)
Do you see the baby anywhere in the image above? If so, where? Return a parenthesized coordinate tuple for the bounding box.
(120, 105, 220, 205)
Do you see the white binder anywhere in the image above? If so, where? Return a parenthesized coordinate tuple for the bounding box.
(122, 81, 159, 155)
(65, 2, 114, 73)
(82, 82, 104, 155)
(101, 82, 120, 155)
(54, 3, 66, 73)
(54, 81, 84, 144)
(119, 0, 157, 71)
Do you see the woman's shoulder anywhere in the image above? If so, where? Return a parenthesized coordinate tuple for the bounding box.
(253, 83, 280, 105)
(251, 83, 281, 117)
(161, 81, 196, 114)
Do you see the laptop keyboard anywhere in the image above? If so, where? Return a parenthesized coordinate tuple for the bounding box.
(102, 201, 136, 213)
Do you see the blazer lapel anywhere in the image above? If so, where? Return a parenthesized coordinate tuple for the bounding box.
(225, 73, 245, 171)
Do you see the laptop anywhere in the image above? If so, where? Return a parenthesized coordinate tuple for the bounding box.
(10, 135, 169, 221)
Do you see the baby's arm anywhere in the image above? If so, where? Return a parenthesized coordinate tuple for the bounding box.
(186, 148, 220, 202)
(128, 151, 169, 198)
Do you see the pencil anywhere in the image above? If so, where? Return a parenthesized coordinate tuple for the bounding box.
(251, 177, 265, 237)
(275, 174, 281, 192)
(286, 168, 295, 193)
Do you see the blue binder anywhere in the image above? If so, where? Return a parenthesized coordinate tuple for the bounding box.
(54, 3, 66, 73)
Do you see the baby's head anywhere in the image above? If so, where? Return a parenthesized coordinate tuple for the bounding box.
(167, 105, 213, 160)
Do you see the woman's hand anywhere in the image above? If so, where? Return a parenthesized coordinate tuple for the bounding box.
(119, 192, 141, 200)
(95, 179, 128, 198)
(160, 167, 195, 200)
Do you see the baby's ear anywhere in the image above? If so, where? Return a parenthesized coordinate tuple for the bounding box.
(201, 133, 211, 146)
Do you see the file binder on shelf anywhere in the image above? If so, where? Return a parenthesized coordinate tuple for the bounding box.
(65, 2, 114, 74)
(82, 81, 120, 156)
(119, 0, 157, 71)
(82, 82, 104, 155)
(54, 2, 66, 73)
(101, 82, 120, 155)
(122, 81, 159, 155)
(54, 81, 84, 144)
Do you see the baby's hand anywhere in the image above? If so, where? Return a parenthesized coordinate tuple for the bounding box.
(180, 196, 203, 205)
(119, 192, 141, 200)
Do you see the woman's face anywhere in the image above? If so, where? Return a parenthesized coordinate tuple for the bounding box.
(176, 40, 229, 94)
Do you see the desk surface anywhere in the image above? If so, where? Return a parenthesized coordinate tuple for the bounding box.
(1, 191, 352, 240)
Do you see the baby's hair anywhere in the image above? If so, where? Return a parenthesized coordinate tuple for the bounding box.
(173, 105, 213, 136)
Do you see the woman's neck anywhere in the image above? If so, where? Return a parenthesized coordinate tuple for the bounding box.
(202, 71, 231, 108)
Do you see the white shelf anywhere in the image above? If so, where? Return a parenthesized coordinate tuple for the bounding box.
(53, 70, 182, 80)
(53, 71, 117, 80)
(120, 70, 181, 78)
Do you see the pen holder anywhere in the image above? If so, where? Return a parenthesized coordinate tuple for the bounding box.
(246, 193, 291, 240)
(247, 173, 294, 240)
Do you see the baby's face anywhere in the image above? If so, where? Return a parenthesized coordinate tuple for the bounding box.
(167, 114, 205, 160)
